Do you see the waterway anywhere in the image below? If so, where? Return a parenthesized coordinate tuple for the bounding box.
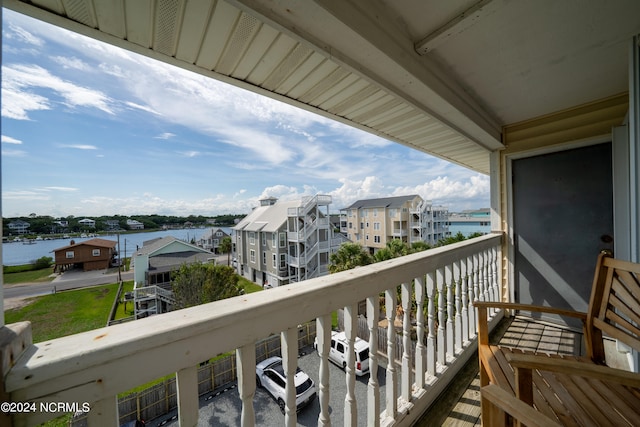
(2, 228, 232, 266)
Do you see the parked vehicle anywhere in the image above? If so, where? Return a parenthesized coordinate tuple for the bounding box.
(314, 331, 370, 376)
(255, 356, 316, 413)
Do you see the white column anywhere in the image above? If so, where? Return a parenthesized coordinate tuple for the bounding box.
(445, 264, 454, 360)
(176, 365, 199, 427)
(461, 258, 470, 344)
(236, 343, 256, 427)
(426, 271, 436, 376)
(385, 288, 397, 419)
(316, 314, 332, 426)
(344, 304, 357, 426)
(454, 260, 462, 352)
(88, 396, 118, 427)
(281, 328, 298, 427)
(401, 282, 412, 402)
(436, 267, 446, 366)
(414, 275, 426, 388)
(468, 255, 478, 337)
(366, 295, 380, 427)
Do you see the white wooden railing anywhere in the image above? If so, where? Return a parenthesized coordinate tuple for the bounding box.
(3, 233, 503, 427)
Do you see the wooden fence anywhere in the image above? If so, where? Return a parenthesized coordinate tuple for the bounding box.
(70, 321, 316, 426)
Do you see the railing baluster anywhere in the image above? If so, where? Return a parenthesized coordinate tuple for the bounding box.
(344, 304, 357, 426)
(445, 264, 454, 360)
(414, 275, 426, 388)
(385, 288, 397, 419)
(87, 395, 118, 427)
(236, 343, 256, 427)
(436, 267, 446, 367)
(468, 255, 477, 337)
(491, 246, 500, 305)
(454, 260, 462, 353)
(281, 328, 298, 427)
(176, 365, 198, 427)
(401, 282, 412, 402)
(316, 314, 332, 426)
(461, 257, 469, 344)
(366, 295, 380, 427)
(426, 271, 436, 377)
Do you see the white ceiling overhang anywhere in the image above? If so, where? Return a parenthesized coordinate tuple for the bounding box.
(4, 0, 639, 174)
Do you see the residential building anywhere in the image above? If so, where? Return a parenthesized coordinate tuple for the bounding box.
(104, 220, 120, 231)
(77, 218, 95, 228)
(126, 219, 144, 230)
(7, 220, 30, 235)
(131, 236, 214, 318)
(52, 238, 117, 272)
(196, 228, 230, 254)
(234, 194, 346, 287)
(3, 3, 639, 427)
(341, 195, 448, 253)
(448, 209, 491, 237)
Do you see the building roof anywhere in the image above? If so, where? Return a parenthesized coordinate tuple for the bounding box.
(53, 238, 117, 251)
(234, 200, 299, 233)
(148, 252, 215, 273)
(343, 195, 420, 210)
(133, 236, 209, 257)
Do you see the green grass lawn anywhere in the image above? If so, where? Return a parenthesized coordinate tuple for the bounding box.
(114, 281, 135, 319)
(3, 267, 55, 285)
(5, 283, 120, 342)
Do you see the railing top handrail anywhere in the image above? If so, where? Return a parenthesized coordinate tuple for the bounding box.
(5, 232, 502, 402)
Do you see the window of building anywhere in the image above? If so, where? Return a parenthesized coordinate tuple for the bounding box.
(250, 250, 255, 263)
(263, 252, 267, 264)
(280, 253, 286, 268)
(348, 222, 352, 229)
(216, 231, 223, 236)
(66, 251, 74, 259)
(374, 222, 380, 230)
(272, 253, 277, 268)
(390, 209, 396, 217)
(360, 222, 364, 229)
(272, 233, 277, 248)
(373, 208, 378, 217)
(249, 232, 255, 245)
(213, 239, 219, 246)
(363, 209, 368, 217)
(279, 232, 286, 247)
(262, 233, 267, 246)
(374, 235, 381, 243)
(92, 249, 100, 256)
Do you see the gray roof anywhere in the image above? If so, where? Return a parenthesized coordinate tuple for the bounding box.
(148, 252, 215, 273)
(234, 200, 299, 233)
(342, 195, 420, 210)
(133, 236, 209, 257)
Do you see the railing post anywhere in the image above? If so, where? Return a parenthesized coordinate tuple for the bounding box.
(445, 264, 454, 360)
(176, 365, 198, 427)
(414, 275, 426, 389)
(436, 267, 446, 367)
(400, 282, 412, 402)
(236, 343, 256, 427)
(366, 295, 380, 427)
(88, 395, 118, 426)
(461, 258, 469, 344)
(281, 327, 298, 427)
(454, 260, 462, 353)
(316, 314, 332, 426)
(344, 304, 357, 426)
(468, 255, 478, 337)
(426, 272, 436, 377)
(384, 288, 397, 419)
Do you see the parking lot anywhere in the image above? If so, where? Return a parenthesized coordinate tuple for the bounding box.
(147, 346, 390, 426)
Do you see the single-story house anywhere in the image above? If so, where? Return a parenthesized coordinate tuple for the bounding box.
(52, 238, 118, 272)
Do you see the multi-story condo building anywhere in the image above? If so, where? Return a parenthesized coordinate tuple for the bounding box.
(234, 194, 346, 287)
(340, 195, 449, 253)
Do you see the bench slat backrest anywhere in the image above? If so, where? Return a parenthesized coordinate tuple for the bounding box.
(586, 253, 640, 364)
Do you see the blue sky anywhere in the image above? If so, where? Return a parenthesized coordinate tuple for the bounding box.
(1, 9, 489, 218)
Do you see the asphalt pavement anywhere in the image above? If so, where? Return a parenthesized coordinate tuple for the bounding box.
(147, 347, 393, 427)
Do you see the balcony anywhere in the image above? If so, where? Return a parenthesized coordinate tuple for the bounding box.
(3, 233, 502, 426)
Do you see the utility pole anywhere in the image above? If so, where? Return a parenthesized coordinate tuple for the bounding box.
(117, 232, 122, 282)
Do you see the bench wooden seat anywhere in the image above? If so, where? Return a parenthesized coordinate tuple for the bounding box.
(475, 252, 640, 426)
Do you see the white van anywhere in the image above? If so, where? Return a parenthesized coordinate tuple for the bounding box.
(314, 331, 370, 376)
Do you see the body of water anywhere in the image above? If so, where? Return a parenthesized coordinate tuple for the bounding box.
(2, 228, 232, 266)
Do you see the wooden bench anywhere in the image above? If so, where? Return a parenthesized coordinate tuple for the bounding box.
(475, 252, 640, 426)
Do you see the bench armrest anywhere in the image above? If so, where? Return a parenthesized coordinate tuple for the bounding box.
(481, 384, 562, 427)
(506, 352, 640, 388)
(474, 301, 587, 320)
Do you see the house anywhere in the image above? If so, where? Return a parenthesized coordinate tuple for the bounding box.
(131, 236, 214, 317)
(77, 218, 95, 228)
(448, 209, 491, 237)
(2, 2, 639, 427)
(341, 195, 448, 252)
(196, 228, 230, 254)
(104, 220, 120, 231)
(52, 238, 117, 272)
(126, 219, 144, 230)
(234, 195, 346, 287)
(7, 219, 30, 235)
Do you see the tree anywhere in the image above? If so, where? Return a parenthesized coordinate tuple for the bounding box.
(219, 236, 233, 266)
(171, 262, 244, 309)
(329, 242, 373, 273)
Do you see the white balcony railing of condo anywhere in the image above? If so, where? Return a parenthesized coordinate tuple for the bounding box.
(4, 233, 503, 427)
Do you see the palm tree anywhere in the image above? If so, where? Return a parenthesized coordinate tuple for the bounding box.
(219, 236, 233, 266)
(329, 242, 373, 273)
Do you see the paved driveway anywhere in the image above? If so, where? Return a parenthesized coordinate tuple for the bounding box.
(148, 347, 391, 426)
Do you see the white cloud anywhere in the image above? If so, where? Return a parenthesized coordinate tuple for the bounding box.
(1, 149, 27, 157)
(41, 186, 78, 192)
(2, 135, 23, 144)
(154, 132, 176, 140)
(5, 23, 43, 46)
(59, 144, 98, 150)
(51, 56, 90, 71)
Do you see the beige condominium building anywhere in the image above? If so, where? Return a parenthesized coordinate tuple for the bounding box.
(340, 195, 449, 253)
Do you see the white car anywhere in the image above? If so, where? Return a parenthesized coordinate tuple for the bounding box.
(255, 356, 316, 413)
(314, 331, 370, 376)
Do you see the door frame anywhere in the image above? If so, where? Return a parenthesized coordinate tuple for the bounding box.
(504, 134, 621, 306)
